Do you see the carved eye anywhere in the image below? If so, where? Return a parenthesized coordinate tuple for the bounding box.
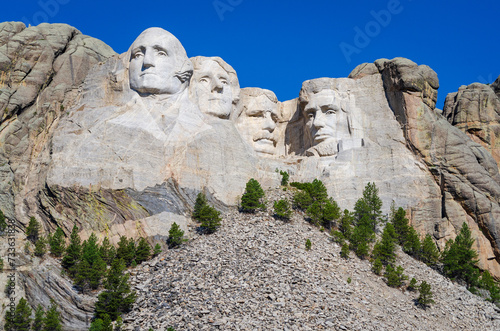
(132, 52, 144, 59)
(157, 50, 167, 56)
(307, 112, 315, 119)
(199, 77, 210, 83)
(220, 78, 228, 85)
(325, 109, 336, 115)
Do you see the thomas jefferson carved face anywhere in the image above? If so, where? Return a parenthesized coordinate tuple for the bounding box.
(129, 28, 191, 96)
(190, 59, 234, 118)
(302, 89, 350, 156)
(236, 89, 279, 155)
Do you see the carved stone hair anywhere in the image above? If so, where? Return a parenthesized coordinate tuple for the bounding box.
(233, 87, 278, 120)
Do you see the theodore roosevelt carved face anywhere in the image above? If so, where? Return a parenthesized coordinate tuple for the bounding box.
(235, 88, 279, 155)
(129, 28, 192, 96)
(189, 57, 240, 119)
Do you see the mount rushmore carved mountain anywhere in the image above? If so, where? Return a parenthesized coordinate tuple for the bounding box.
(1, 21, 500, 328)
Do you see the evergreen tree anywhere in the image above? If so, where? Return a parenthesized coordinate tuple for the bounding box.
(135, 237, 151, 263)
(42, 300, 62, 331)
(339, 209, 354, 240)
(167, 222, 187, 248)
(34, 237, 47, 258)
(0, 209, 6, 233)
(402, 226, 421, 258)
(441, 222, 480, 287)
(199, 206, 222, 234)
(417, 281, 435, 308)
(32, 304, 44, 331)
(192, 192, 208, 221)
(4, 297, 32, 331)
(480, 271, 500, 304)
(372, 258, 383, 275)
(116, 236, 135, 267)
(354, 182, 382, 232)
(292, 190, 313, 211)
(49, 227, 66, 257)
(62, 225, 82, 273)
(153, 243, 162, 257)
(408, 278, 418, 291)
(350, 215, 375, 259)
(75, 259, 92, 294)
(95, 259, 136, 321)
(340, 243, 350, 259)
(391, 207, 409, 245)
(99, 237, 114, 265)
(0, 257, 3, 272)
(384, 264, 408, 288)
(273, 199, 292, 221)
(420, 234, 440, 266)
(76, 233, 106, 291)
(305, 239, 312, 250)
(240, 178, 265, 213)
(371, 223, 397, 265)
(101, 314, 113, 331)
(279, 170, 289, 186)
(26, 217, 40, 243)
(89, 319, 104, 331)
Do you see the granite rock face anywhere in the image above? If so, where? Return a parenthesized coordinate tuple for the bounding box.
(443, 81, 500, 167)
(1, 22, 500, 329)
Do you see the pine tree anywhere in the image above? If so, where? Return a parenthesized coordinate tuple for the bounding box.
(292, 190, 313, 211)
(279, 170, 289, 186)
(350, 215, 375, 259)
(273, 199, 292, 221)
(116, 236, 135, 267)
(340, 243, 350, 259)
(102, 314, 113, 331)
(371, 223, 397, 265)
(0, 209, 6, 233)
(339, 209, 354, 240)
(76, 233, 106, 291)
(42, 300, 62, 331)
(305, 239, 312, 250)
(135, 237, 151, 263)
(89, 319, 104, 331)
(62, 225, 82, 273)
(199, 205, 222, 234)
(480, 271, 500, 304)
(49, 227, 66, 257)
(192, 192, 208, 221)
(95, 259, 136, 321)
(420, 234, 440, 266)
(417, 281, 435, 308)
(153, 243, 162, 257)
(4, 297, 32, 331)
(240, 178, 265, 213)
(26, 217, 40, 243)
(32, 304, 44, 331)
(34, 237, 47, 258)
(391, 207, 409, 245)
(99, 237, 114, 265)
(408, 278, 418, 291)
(0, 257, 3, 272)
(167, 223, 187, 248)
(372, 258, 383, 275)
(402, 226, 421, 258)
(354, 182, 382, 232)
(384, 264, 408, 288)
(441, 222, 480, 287)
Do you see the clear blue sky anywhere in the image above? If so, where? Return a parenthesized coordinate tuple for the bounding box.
(3, 0, 499, 108)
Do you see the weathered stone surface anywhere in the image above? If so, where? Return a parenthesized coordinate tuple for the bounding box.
(443, 82, 500, 167)
(379, 58, 500, 276)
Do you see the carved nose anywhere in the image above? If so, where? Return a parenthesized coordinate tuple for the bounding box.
(263, 113, 276, 131)
(142, 52, 155, 68)
(212, 81, 223, 93)
(313, 112, 325, 128)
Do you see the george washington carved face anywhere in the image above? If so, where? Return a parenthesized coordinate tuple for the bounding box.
(129, 28, 192, 96)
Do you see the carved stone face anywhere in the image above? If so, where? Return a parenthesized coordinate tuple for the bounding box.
(236, 93, 278, 155)
(129, 28, 188, 96)
(191, 60, 233, 118)
(303, 89, 349, 155)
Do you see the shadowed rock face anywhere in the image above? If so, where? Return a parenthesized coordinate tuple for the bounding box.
(1, 22, 500, 329)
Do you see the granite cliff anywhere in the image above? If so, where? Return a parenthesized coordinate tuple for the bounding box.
(0, 22, 500, 329)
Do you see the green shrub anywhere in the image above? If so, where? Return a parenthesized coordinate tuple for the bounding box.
(153, 243, 162, 257)
(408, 278, 418, 291)
(372, 258, 383, 275)
(340, 243, 350, 259)
(199, 206, 222, 234)
(384, 264, 408, 288)
(49, 227, 66, 257)
(167, 222, 187, 248)
(240, 179, 265, 213)
(273, 199, 292, 221)
(26, 216, 40, 243)
(417, 281, 435, 308)
(135, 237, 152, 263)
(305, 239, 312, 251)
(34, 237, 47, 257)
(420, 234, 440, 266)
(371, 223, 396, 266)
(278, 170, 289, 186)
(193, 192, 208, 221)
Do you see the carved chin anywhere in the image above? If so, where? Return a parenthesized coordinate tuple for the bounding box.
(254, 139, 276, 155)
(307, 140, 338, 157)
